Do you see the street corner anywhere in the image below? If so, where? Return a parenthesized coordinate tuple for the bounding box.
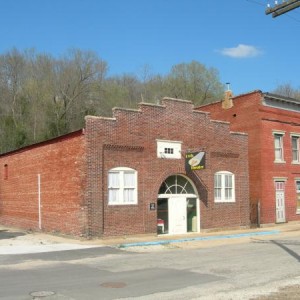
(0, 226, 102, 255)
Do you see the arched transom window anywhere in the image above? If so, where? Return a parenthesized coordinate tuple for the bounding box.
(159, 175, 196, 195)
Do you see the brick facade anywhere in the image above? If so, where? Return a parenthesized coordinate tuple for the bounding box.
(199, 90, 300, 225)
(0, 131, 87, 236)
(0, 98, 250, 237)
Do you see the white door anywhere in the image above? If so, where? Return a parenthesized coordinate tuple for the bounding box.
(168, 197, 187, 234)
(275, 182, 286, 223)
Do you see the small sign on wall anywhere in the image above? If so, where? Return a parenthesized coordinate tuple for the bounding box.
(185, 152, 206, 171)
(149, 203, 156, 210)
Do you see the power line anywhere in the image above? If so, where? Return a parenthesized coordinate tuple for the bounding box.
(246, 0, 300, 22)
(266, 0, 300, 17)
(245, 0, 266, 6)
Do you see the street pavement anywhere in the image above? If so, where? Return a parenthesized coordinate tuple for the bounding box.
(0, 223, 299, 299)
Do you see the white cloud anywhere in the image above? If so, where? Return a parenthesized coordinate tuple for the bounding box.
(220, 44, 262, 58)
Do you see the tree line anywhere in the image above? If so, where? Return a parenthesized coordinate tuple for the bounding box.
(0, 48, 225, 154)
(1, 48, 298, 154)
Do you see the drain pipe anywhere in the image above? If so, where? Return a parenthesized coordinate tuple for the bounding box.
(38, 174, 42, 230)
(257, 200, 261, 228)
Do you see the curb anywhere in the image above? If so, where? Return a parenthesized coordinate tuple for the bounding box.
(118, 230, 280, 248)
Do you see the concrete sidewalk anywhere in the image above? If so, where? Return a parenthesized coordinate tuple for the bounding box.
(0, 227, 101, 255)
(109, 222, 300, 251)
(0, 222, 299, 254)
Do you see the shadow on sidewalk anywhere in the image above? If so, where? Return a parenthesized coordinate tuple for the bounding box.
(252, 238, 300, 262)
(0, 230, 26, 240)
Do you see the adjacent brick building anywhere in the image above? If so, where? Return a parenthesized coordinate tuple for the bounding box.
(0, 98, 250, 237)
(199, 90, 300, 226)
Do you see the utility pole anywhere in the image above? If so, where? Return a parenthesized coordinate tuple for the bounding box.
(266, 0, 300, 17)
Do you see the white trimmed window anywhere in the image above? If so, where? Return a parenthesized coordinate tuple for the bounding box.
(273, 132, 285, 162)
(291, 134, 300, 163)
(157, 140, 182, 159)
(108, 167, 137, 205)
(214, 171, 235, 203)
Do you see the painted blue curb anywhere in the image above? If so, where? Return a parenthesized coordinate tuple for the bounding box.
(118, 230, 280, 248)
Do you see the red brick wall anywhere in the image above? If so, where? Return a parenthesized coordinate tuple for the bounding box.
(199, 91, 300, 225)
(85, 98, 250, 237)
(0, 98, 250, 238)
(200, 91, 262, 223)
(0, 131, 87, 236)
(260, 107, 300, 224)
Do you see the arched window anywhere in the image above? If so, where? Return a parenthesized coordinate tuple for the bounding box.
(108, 167, 137, 205)
(159, 175, 196, 195)
(214, 171, 235, 203)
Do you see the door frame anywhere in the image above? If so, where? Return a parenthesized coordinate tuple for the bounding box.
(274, 179, 286, 223)
(158, 193, 200, 234)
(157, 174, 200, 235)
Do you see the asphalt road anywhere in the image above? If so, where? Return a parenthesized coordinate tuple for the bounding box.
(0, 230, 299, 299)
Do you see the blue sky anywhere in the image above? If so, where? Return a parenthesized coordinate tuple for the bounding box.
(1, 0, 300, 95)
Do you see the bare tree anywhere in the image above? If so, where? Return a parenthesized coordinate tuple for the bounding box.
(272, 83, 300, 99)
(163, 61, 224, 105)
(49, 49, 107, 135)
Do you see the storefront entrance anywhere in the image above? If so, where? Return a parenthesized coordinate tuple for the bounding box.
(157, 175, 199, 235)
(168, 196, 186, 234)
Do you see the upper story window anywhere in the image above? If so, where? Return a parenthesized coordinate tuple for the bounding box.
(108, 167, 137, 205)
(273, 131, 285, 163)
(164, 148, 174, 154)
(291, 134, 300, 164)
(214, 171, 235, 203)
(157, 140, 182, 159)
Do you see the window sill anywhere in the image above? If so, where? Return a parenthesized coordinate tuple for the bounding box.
(108, 202, 138, 206)
(214, 200, 236, 203)
(296, 210, 300, 215)
(274, 160, 286, 164)
(292, 161, 300, 165)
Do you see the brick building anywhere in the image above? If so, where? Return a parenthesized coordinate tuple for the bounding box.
(199, 90, 300, 226)
(0, 98, 250, 237)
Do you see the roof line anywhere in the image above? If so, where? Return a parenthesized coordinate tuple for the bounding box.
(0, 129, 84, 157)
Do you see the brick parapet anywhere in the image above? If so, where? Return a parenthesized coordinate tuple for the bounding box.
(84, 98, 250, 236)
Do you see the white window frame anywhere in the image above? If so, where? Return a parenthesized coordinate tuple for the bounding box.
(108, 167, 137, 205)
(157, 140, 182, 159)
(295, 178, 300, 214)
(291, 133, 300, 164)
(214, 171, 235, 203)
(273, 131, 285, 163)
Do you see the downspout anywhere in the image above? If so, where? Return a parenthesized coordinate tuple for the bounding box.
(102, 144, 105, 237)
(257, 200, 261, 228)
(38, 174, 42, 230)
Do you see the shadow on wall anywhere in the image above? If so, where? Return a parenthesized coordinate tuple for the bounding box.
(187, 170, 208, 207)
(0, 230, 26, 240)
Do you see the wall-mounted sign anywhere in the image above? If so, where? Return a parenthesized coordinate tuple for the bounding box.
(149, 203, 156, 210)
(185, 152, 206, 171)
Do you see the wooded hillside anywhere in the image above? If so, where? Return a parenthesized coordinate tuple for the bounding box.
(0, 48, 224, 154)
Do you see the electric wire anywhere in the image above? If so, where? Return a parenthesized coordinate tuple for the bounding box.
(246, 0, 300, 22)
(245, 0, 266, 7)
